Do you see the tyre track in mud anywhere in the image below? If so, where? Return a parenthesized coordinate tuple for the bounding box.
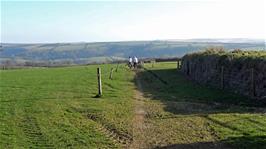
(86, 113, 133, 148)
(20, 115, 54, 149)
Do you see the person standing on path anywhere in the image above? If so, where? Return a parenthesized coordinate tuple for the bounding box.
(133, 56, 138, 69)
(128, 56, 133, 69)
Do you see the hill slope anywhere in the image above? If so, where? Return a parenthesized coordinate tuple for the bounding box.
(1, 39, 265, 65)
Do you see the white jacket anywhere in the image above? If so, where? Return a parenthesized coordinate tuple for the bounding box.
(129, 58, 133, 63)
(133, 57, 138, 63)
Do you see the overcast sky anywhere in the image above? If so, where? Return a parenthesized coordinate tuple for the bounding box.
(1, 0, 265, 43)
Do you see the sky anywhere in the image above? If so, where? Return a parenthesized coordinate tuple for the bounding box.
(1, 0, 266, 43)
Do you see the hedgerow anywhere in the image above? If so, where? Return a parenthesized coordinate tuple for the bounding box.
(183, 47, 266, 68)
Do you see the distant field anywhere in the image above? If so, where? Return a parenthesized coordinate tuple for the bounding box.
(1, 40, 265, 65)
(0, 62, 265, 148)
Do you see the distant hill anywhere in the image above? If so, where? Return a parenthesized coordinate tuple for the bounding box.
(1, 39, 265, 65)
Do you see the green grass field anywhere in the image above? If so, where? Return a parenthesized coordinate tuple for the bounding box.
(0, 62, 265, 148)
(140, 62, 266, 148)
(0, 64, 135, 148)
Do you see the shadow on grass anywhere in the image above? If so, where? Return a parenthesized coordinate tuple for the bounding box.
(136, 68, 266, 113)
(135, 68, 266, 148)
(153, 135, 266, 149)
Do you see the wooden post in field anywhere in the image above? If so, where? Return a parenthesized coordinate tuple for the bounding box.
(115, 63, 119, 72)
(177, 60, 181, 69)
(251, 68, 255, 97)
(97, 67, 102, 96)
(152, 60, 155, 68)
(109, 68, 114, 80)
(221, 66, 224, 89)
(189, 62, 192, 76)
(140, 61, 143, 68)
(186, 61, 190, 75)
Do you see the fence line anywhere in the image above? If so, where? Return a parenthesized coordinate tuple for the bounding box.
(180, 61, 265, 99)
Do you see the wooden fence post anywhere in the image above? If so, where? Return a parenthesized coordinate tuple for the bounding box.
(177, 60, 179, 69)
(140, 61, 144, 68)
(109, 68, 114, 80)
(186, 61, 190, 75)
(251, 68, 255, 97)
(221, 66, 224, 89)
(189, 62, 192, 76)
(97, 67, 102, 96)
(115, 63, 119, 72)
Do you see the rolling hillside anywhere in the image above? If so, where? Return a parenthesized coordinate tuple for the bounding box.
(1, 39, 265, 65)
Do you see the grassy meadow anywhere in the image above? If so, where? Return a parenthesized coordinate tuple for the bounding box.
(0, 62, 265, 148)
(140, 62, 266, 148)
(0, 64, 135, 148)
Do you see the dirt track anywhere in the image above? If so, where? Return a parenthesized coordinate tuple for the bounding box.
(130, 73, 149, 149)
(129, 71, 232, 149)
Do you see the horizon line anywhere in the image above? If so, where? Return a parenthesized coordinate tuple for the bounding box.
(1, 38, 265, 44)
